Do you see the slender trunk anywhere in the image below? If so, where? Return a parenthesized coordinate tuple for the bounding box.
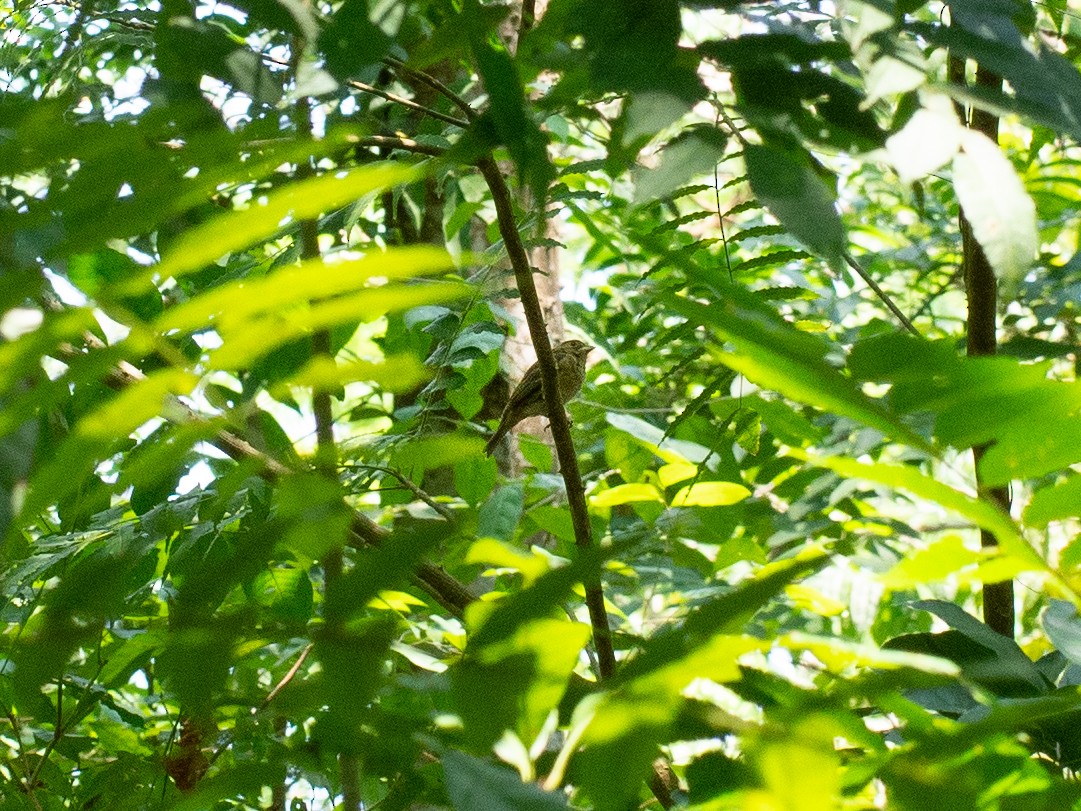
(949, 54, 1015, 637)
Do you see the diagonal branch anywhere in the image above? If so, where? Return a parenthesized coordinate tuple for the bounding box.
(348, 80, 470, 129)
(843, 252, 919, 336)
(477, 157, 617, 680)
(48, 308, 476, 617)
(382, 56, 480, 123)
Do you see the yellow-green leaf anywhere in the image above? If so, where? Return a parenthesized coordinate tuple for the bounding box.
(274, 353, 428, 396)
(658, 463, 697, 489)
(127, 161, 417, 291)
(208, 282, 469, 370)
(590, 483, 664, 508)
(465, 538, 550, 584)
(156, 245, 456, 334)
(671, 481, 750, 507)
(76, 369, 198, 440)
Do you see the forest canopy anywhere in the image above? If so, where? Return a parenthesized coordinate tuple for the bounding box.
(4, 0, 1081, 809)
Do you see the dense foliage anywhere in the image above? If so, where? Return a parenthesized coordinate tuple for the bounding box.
(4, 0, 1081, 808)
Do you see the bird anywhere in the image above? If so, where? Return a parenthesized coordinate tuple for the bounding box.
(484, 339, 593, 456)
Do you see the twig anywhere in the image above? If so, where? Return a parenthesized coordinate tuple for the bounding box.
(42, 300, 477, 617)
(208, 642, 316, 768)
(843, 252, 920, 336)
(383, 56, 480, 122)
(351, 465, 456, 521)
(911, 265, 962, 321)
(718, 99, 919, 339)
(262, 644, 314, 709)
(354, 135, 446, 157)
(348, 79, 470, 128)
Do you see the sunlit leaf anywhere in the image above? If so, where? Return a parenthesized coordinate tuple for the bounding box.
(590, 483, 664, 507)
(127, 162, 417, 291)
(466, 538, 550, 583)
(667, 296, 933, 452)
(1026, 475, 1081, 528)
(208, 282, 470, 369)
(273, 353, 428, 396)
(798, 451, 1054, 580)
(886, 93, 963, 184)
(634, 127, 728, 205)
(952, 130, 1037, 296)
(156, 245, 457, 333)
(882, 535, 1025, 590)
(671, 481, 750, 507)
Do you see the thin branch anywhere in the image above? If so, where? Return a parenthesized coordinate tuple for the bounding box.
(263, 644, 314, 709)
(207, 643, 316, 768)
(718, 100, 918, 339)
(383, 56, 480, 122)
(43, 301, 477, 618)
(351, 465, 456, 520)
(354, 135, 446, 157)
(843, 252, 920, 336)
(348, 79, 470, 128)
(294, 44, 363, 809)
(911, 265, 962, 321)
(477, 156, 617, 681)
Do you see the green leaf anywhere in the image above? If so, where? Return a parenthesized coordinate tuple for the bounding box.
(1026, 475, 1081, 528)
(899, 600, 1049, 697)
(126, 162, 417, 291)
(633, 127, 728, 205)
(169, 763, 287, 811)
(777, 632, 959, 675)
(318, 0, 391, 80)
(390, 433, 484, 477)
(478, 484, 525, 542)
(454, 618, 590, 749)
(207, 281, 470, 370)
(468, 546, 607, 650)
(666, 295, 932, 452)
(1043, 600, 1081, 670)
(276, 473, 352, 561)
(885, 93, 963, 185)
(797, 452, 1052, 577)
(274, 353, 428, 396)
(756, 715, 842, 811)
(455, 455, 499, 507)
(619, 547, 830, 684)
(979, 415, 1081, 487)
(744, 143, 844, 267)
(443, 750, 571, 811)
(606, 412, 713, 463)
(577, 633, 765, 811)
(465, 0, 552, 201)
(249, 565, 314, 623)
(157, 245, 458, 333)
(590, 483, 663, 507)
(21, 369, 198, 521)
(157, 15, 284, 106)
(952, 130, 1037, 296)
(881, 534, 1030, 590)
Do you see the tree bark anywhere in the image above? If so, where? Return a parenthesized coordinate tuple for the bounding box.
(949, 55, 1015, 637)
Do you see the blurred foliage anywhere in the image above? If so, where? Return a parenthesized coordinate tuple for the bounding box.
(4, 0, 1081, 808)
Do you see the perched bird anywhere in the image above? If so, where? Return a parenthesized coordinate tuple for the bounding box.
(485, 339, 593, 456)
